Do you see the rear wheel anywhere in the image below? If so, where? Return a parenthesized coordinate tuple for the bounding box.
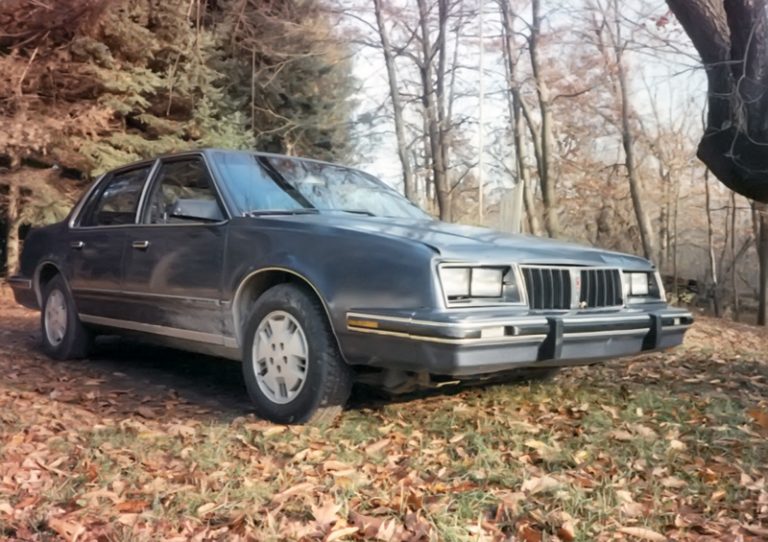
(242, 283, 353, 425)
(41, 274, 92, 360)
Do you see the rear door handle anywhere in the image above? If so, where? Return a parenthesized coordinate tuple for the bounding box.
(70, 241, 84, 250)
(132, 240, 150, 250)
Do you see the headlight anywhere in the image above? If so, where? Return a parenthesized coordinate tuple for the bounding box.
(440, 267, 471, 298)
(439, 265, 519, 304)
(629, 272, 649, 296)
(623, 271, 662, 300)
(471, 268, 504, 297)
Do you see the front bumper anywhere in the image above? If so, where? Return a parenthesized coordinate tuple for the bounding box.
(343, 307, 693, 376)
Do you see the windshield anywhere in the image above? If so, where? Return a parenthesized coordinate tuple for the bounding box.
(211, 151, 430, 220)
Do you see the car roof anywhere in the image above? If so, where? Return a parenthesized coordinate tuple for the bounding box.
(108, 148, 350, 173)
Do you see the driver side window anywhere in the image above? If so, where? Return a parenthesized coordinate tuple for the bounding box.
(145, 158, 224, 224)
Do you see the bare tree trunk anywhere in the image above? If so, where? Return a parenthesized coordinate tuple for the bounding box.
(500, 0, 544, 236)
(672, 178, 681, 301)
(373, 0, 417, 203)
(529, 0, 559, 237)
(756, 201, 768, 326)
(416, 0, 450, 221)
(5, 181, 20, 276)
(612, 2, 656, 259)
(730, 191, 740, 320)
(704, 170, 720, 315)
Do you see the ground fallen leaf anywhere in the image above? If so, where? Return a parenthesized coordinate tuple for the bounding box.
(48, 517, 86, 542)
(618, 526, 667, 541)
(272, 481, 314, 503)
(610, 429, 634, 442)
(136, 406, 155, 418)
(364, 438, 390, 455)
(115, 499, 150, 513)
(747, 408, 768, 431)
(312, 499, 340, 529)
(262, 426, 287, 437)
(667, 439, 686, 452)
(350, 511, 385, 538)
(521, 475, 560, 495)
(326, 526, 359, 541)
(196, 502, 217, 516)
(660, 476, 687, 489)
(743, 524, 768, 537)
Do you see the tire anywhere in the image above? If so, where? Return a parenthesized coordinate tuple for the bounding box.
(242, 283, 353, 425)
(40, 274, 92, 360)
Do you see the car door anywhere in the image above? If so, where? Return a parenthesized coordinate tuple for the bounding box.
(121, 155, 229, 342)
(67, 164, 154, 320)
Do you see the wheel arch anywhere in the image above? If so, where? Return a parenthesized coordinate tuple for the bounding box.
(232, 267, 343, 356)
(34, 261, 63, 307)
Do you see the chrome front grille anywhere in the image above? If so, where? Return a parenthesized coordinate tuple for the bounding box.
(521, 267, 572, 310)
(579, 268, 623, 308)
(521, 266, 623, 310)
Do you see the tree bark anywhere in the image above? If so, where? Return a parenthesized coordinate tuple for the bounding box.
(5, 181, 20, 276)
(373, 0, 417, 203)
(500, 0, 544, 236)
(612, 1, 656, 259)
(528, 0, 559, 237)
(666, 0, 768, 203)
(756, 201, 768, 326)
(704, 169, 720, 315)
(416, 0, 450, 221)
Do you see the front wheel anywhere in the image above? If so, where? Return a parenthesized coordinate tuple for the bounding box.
(41, 274, 92, 360)
(242, 283, 353, 425)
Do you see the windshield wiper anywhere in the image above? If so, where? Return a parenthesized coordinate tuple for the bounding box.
(334, 209, 376, 216)
(244, 209, 320, 217)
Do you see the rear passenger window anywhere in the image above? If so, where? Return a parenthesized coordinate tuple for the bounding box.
(80, 167, 150, 227)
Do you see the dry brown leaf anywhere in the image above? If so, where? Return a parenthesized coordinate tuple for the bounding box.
(747, 408, 768, 431)
(365, 438, 390, 455)
(743, 524, 768, 536)
(115, 499, 150, 513)
(326, 526, 359, 541)
(660, 476, 687, 489)
(618, 526, 667, 541)
(196, 502, 217, 516)
(136, 406, 155, 418)
(262, 426, 287, 437)
(311, 499, 340, 528)
(272, 481, 315, 503)
(610, 429, 634, 442)
(521, 475, 560, 494)
(48, 517, 86, 542)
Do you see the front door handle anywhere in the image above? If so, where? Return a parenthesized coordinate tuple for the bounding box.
(132, 240, 150, 250)
(70, 241, 84, 250)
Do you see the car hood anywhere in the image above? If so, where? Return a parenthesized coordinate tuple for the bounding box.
(276, 214, 653, 269)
